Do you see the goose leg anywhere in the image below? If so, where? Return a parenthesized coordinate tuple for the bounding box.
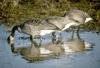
(52, 32, 56, 43)
(76, 26, 81, 39)
(71, 27, 75, 39)
(71, 26, 80, 39)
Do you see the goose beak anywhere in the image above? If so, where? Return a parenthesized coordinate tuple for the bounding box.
(85, 17, 93, 23)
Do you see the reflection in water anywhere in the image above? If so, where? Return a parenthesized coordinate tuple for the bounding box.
(7, 30, 95, 62)
(6, 24, 94, 62)
(9, 43, 41, 62)
(8, 43, 64, 62)
(7, 34, 65, 62)
(62, 38, 94, 53)
(1, 24, 100, 68)
(62, 26, 95, 53)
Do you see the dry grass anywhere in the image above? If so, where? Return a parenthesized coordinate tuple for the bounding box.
(0, 0, 100, 31)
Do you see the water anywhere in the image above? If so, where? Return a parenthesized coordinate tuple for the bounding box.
(0, 24, 100, 68)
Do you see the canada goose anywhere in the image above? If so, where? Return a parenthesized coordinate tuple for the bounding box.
(64, 9, 93, 38)
(7, 19, 60, 46)
(42, 9, 92, 31)
(7, 9, 92, 47)
(41, 9, 93, 39)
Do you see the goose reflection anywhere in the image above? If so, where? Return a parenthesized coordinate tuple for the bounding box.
(67, 25, 93, 51)
(7, 33, 64, 62)
(62, 30, 94, 53)
(41, 32, 64, 56)
(8, 42, 41, 62)
(7, 31, 95, 62)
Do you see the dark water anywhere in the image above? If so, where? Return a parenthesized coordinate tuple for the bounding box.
(0, 24, 100, 68)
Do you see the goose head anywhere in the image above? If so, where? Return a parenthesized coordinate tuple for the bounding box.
(7, 25, 20, 43)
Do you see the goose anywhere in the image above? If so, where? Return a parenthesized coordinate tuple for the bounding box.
(7, 19, 60, 46)
(7, 9, 92, 47)
(16, 44, 41, 62)
(63, 9, 93, 38)
(41, 9, 93, 38)
(41, 9, 93, 31)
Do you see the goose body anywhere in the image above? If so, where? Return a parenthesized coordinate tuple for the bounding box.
(18, 19, 59, 36)
(7, 19, 59, 44)
(41, 16, 78, 31)
(42, 9, 93, 31)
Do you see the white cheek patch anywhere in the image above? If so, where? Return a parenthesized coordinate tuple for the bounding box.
(62, 22, 78, 31)
(40, 30, 55, 36)
(10, 36, 14, 41)
(85, 17, 93, 23)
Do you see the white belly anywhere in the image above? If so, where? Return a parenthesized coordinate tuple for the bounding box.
(62, 22, 78, 31)
(9, 36, 14, 41)
(40, 30, 55, 36)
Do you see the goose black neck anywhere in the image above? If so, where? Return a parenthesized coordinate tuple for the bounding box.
(11, 25, 18, 37)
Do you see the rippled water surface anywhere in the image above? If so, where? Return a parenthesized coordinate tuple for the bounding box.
(0, 24, 100, 68)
